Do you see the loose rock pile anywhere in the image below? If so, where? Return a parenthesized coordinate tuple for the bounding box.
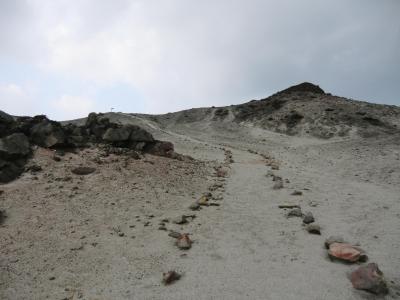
(162, 146, 233, 285)
(269, 152, 390, 296)
(0, 110, 185, 183)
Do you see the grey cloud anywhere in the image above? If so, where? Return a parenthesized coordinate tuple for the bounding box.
(0, 0, 399, 116)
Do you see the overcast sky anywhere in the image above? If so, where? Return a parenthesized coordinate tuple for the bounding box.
(0, 0, 399, 120)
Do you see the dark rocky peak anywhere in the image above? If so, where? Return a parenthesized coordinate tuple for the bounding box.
(276, 82, 325, 95)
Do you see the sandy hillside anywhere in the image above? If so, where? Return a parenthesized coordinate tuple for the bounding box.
(1, 83, 400, 299)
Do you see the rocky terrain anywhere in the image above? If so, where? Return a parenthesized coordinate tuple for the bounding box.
(0, 111, 188, 184)
(1, 83, 400, 299)
(149, 82, 400, 139)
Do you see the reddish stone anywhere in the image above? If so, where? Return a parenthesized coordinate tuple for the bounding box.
(328, 243, 364, 262)
(176, 233, 192, 250)
(350, 263, 388, 295)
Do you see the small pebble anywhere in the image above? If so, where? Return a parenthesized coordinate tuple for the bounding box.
(303, 212, 315, 224)
(306, 224, 321, 235)
(162, 271, 181, 285)
(291, 190, 303, 196)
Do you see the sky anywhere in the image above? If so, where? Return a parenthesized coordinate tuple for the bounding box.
(0, 0, 399, 120)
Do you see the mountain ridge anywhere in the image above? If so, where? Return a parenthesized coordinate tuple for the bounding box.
(130, 82, 400, 139)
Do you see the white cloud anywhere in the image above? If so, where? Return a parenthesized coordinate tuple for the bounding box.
(0, 83, 36, 116)
(52, 94, 95, 120)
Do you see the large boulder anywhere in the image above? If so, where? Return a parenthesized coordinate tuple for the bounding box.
(0, 110, 15, 138)
(30, 120, 66, 148)
(0, 133, 30, 183)
(0, 158, 27, 183)
(129, 125, 154, 142)
(0, 110, 14, 123)
(85, 113, 110, 140)
(102, 126, 131, 142)
(102, 124, 154, 143)
(0, 133, 30, 159)
(145, 141, 174, 157)
(62, 124, 89, 147)
(86, 112, 154, 144)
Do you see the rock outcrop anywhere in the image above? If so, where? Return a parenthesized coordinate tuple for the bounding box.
(232, 82, 400, 138)
(0, 133, 31, 183)
(0, 133, 30, 158)
(0, 110, 15, 138)
(275, 82, 325, 95)
(30, 119, 66, 148)
(0, 112, 181, 183)
(147, 82, 400, 139)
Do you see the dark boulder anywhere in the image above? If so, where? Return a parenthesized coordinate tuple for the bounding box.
(102, 126, 131, 142)
(0, 158, 28, 183)
(0, 110, 14, 123)
(162, 271, 181, 285)
(85, 113, 110, 140)
(0, 133, 31, 183)
(128, 125, 154, 142)
(63, 124, 89, 147)
(30, 120, 66, 148)
(302, 211, 315, 224)
(0, 110, 15, 138)
(71, 166, 96, 175)
(14, 115, 49, 136)
(0, 133, 30, 159)
(145, 141, 174, 157)
(101, 123, 154, 148)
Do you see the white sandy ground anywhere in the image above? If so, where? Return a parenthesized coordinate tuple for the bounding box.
(1, 113, 400, 299)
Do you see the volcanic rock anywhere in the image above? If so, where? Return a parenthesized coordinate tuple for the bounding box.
(71, 167, 96, 175)
(291, 190, 303, 196)
(103, 126, 128, 142)
(328, 243, 367, 263)
(287, 208, 303, 217)
(302, 212, 315, 224)
(0, 210, 7, 225)
(145, 141, 174, 157)
(0, 158, 28, 183)
(0, 133, 30, 159)
(128, 125, 154, 142)
(30, 120, 65, 148)
(350, 263, 389, 295)
(0, 110, 15, 138)
(163, 271, 181, 285)
(85, 112, 111, 139)
(172, 215, 188, 225)
(176, 233, 192, 250)
(277, 82, 325, 95)
(306, 224, 321, 235)
(0, 133, 31, 183)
